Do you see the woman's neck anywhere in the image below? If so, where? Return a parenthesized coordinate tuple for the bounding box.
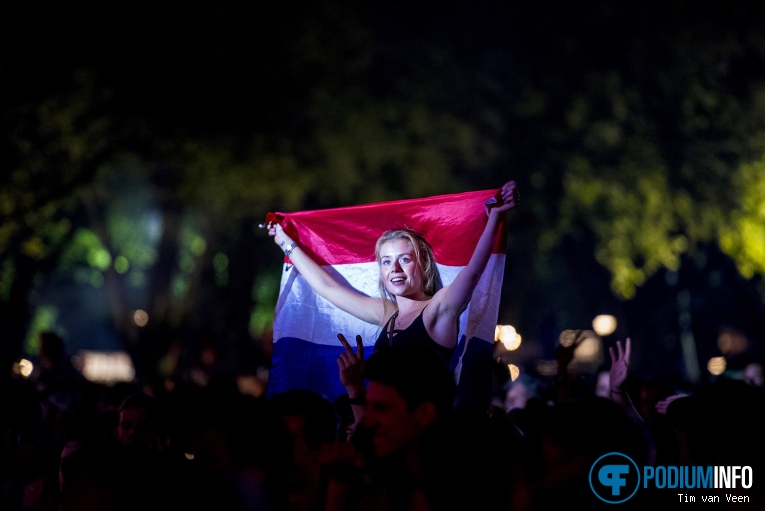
(395, 296, 429, 317)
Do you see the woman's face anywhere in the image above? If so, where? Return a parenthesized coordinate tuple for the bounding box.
(379, 239, 423, 298)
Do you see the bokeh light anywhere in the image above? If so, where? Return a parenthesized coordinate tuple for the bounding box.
(507, 363, 520, 381)
(717, 327, 748, 356)
(496, 324, 521, 350)
(574, 335, 601, 362)
(559, 329, 578, 347)
(114, 255, 130, 274)
(535, 359, 558, 376)
(76, 350, 136, 384)
(592, 314, 617, 336)
(707, 356, 727, 376)
(133, 309, 149, 327)
(12, 358, 34, 378)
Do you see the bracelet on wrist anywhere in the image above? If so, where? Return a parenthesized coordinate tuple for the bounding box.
(281, 241, 298, 256)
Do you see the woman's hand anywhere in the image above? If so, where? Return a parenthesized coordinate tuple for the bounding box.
(486, 180, 520, 216)
(267, 222, 294, 250)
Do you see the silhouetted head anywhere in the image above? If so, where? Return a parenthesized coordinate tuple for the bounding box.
(362, 345, 456, 457)
(39, 331, 66, 364)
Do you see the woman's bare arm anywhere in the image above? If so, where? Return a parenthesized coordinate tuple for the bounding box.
(269, 223, 385, 325)
(429, 181, 519, 333)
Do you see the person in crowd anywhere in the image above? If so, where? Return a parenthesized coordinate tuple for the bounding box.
(606, 338, 642, 421)
(34, 331, 87, 398)
(0, 375, 60, 511)
(267, 181, 519, 370)
(59, 390, 204, 511)
(322, 343, 524, 511)
(270, 388, 340, 511)
(502, 372, 547, 414)
(321, 344, 457, 511)
(185, 391, 294, 511)
(743, 359, 764, 387)
(523, 396, 654, 510)
(498, 371, 550, 456)
(593, 365, 611, 399)
(662, 375, 765, 508)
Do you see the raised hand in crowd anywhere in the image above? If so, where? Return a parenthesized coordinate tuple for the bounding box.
(608, 337, 642, 422)
(337, 333, 366, 440)
(337, 334, 365, 398)
(608, 337, 631, 395)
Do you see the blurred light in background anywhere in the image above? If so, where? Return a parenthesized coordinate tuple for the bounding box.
(717, 327, 748, 356)
(507, 363, 520, 381)
(559, 329, 603, 372)
(592, 314, 617, 336)
(74, 350, 135, 384)
(237, 374, 267, 397)
(574, 334, 601, 363)
(559, 329, 578, 347)
(133, 309, 149, 327)
(114, 255, 130, 274)
(572, 331, 603, 374)
(707, 356, 727, 376)
(12, 358, 34, 378)
(495, 324, 521, 350)
(535, 359, 558, 376)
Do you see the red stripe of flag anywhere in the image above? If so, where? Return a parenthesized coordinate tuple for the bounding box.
(272, 189, 506, 267)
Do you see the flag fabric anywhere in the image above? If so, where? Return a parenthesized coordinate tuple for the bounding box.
(266, 188, 508, 411)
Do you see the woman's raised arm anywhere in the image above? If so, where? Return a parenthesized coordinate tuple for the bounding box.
(432, 180, 519, 321)
(269, 223, 385, 325)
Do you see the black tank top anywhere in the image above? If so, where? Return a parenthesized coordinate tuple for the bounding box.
(373, 307, 455, 367)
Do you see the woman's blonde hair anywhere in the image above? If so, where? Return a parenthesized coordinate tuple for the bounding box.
(375, 229, 443, 312)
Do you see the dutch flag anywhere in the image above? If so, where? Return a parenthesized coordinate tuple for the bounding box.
(266, 188, 508, 413)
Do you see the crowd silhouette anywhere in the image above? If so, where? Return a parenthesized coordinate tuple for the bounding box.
(2, 328, 764, 510)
